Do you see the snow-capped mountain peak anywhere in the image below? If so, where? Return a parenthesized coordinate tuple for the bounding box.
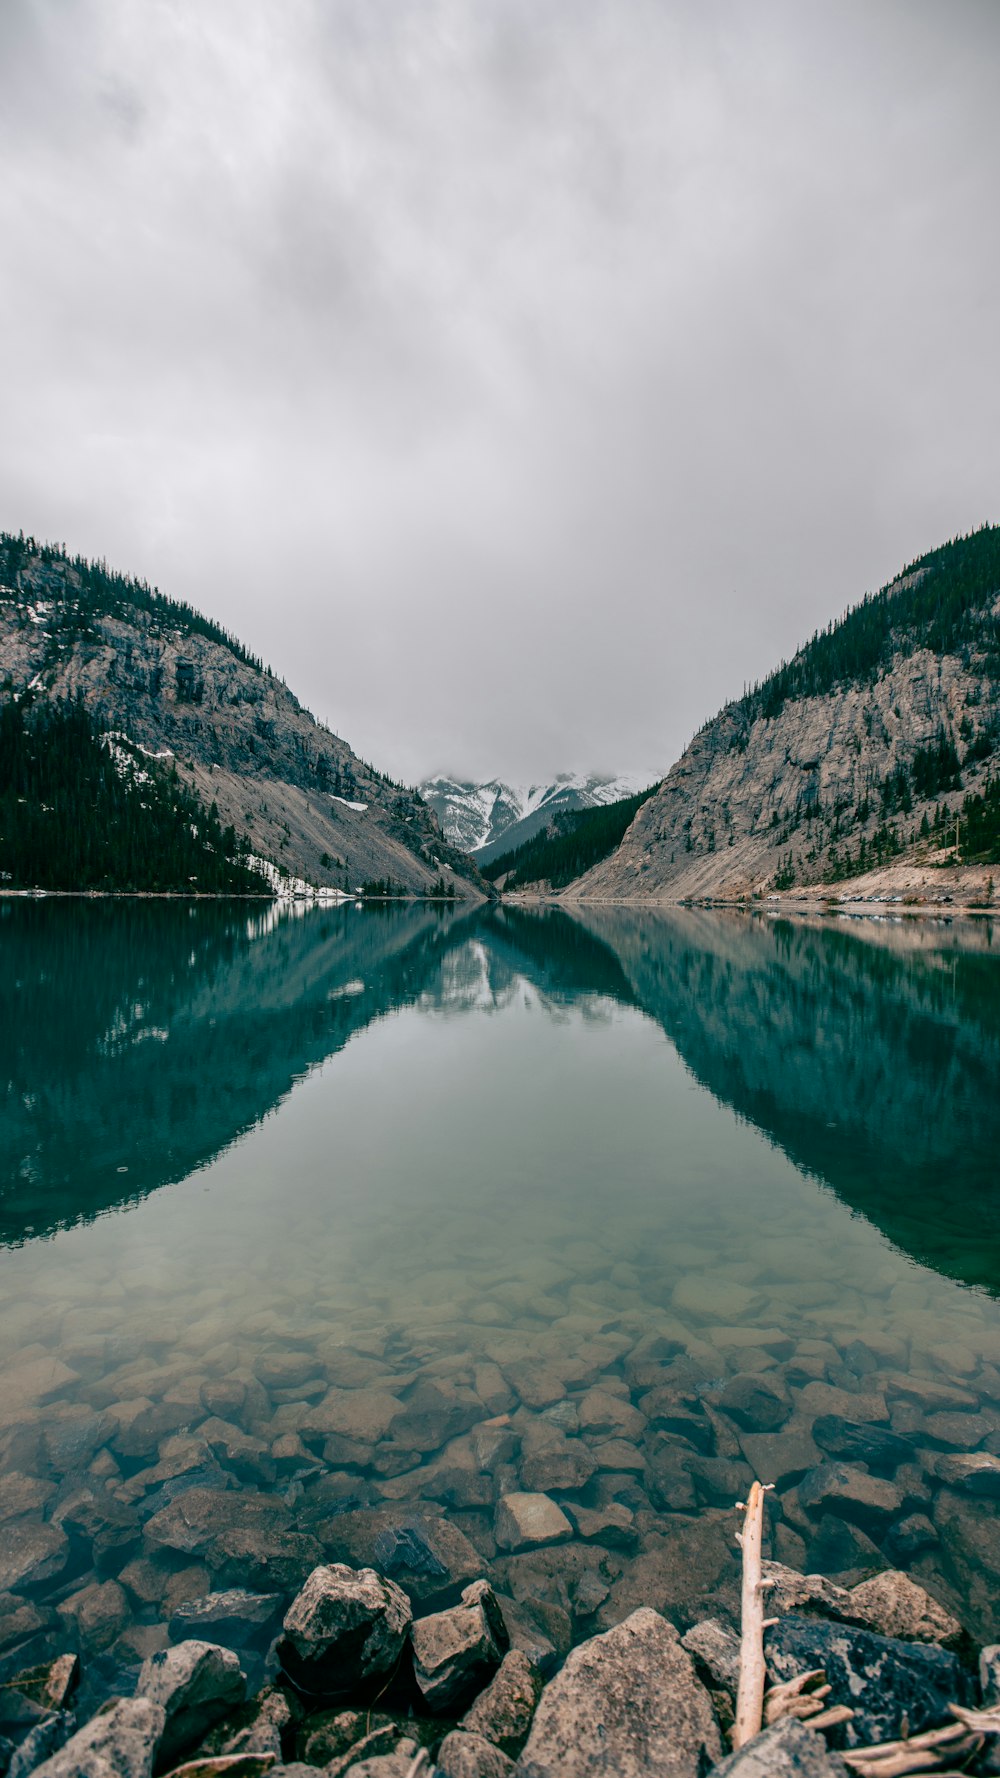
(419, 770, 656, 860)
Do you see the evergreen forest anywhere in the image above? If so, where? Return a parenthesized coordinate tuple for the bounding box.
(736, 524, 1000, 729)
(0, 695, 268, 894)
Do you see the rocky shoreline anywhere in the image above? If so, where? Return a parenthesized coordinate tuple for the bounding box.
(5, 1552, 1000, 1777)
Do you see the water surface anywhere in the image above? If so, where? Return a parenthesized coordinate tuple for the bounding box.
(3, 898, 1000, 1688)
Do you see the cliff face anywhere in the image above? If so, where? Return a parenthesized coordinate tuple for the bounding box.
(569, 531, 1000, 901)
(0, 540, 483, 896)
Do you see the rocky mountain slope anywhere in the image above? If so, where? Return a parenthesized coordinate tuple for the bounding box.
(568, 526, 1000, 901)
(0, 535, 484, 896)
(420, 771, 649, 861)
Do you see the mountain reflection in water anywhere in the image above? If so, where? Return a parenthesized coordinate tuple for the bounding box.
(2, 897, 998, 1294)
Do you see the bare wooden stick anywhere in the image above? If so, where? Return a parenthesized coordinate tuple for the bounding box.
(733, 1481, 771, 1749)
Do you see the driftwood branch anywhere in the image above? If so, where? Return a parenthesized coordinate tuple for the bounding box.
(733, 1481, 773, 1749)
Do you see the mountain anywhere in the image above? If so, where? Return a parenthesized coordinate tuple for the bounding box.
(566, 525, 1000, 901)
(0, 534, 485, 897)
(482, 783, 660, 889)
(419, 771, 651, 862)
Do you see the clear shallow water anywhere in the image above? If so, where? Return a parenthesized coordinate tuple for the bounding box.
(2, 898, 1000, 1690)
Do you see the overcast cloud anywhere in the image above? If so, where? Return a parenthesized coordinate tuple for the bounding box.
(1, 0, 998, 784)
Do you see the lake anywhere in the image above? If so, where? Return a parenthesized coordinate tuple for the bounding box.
(3, 896, 1000, 1703)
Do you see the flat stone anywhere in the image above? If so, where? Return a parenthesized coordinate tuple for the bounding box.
(710, 1717, 850, 1778)
(143, 1486, 287, 1557)
(302, 1389, 404, 1443)
(673, 1276, 757, 1320)
(30, 1696, 165, 1778)
(0, 1357, 78, 1420)
(576, 1390, 646, 1441)
(56, 1578, 128, 1652)
(716, 1373, 791, 1432)
(681, 1618, 741, 1697)
(518, 1428, 596, 1494)
(278, 1563, 411, 1692)
(589, 1439, 646, 1473)
(638, 1392, 712, 1451)
(169, 1589, 285, 1650)
(796, 1384, 888, 1424)
(494, 1494, 572, 1554)
(886, 1374, 978, 1411)
(437, 1731, 514, 1778)
(411, 1580, 508, 1711)
(0, 1592, 50, 1654)
(315, 1507, 480, 1604)
(565, 1503, 639, 1550)
(812, 1418, 914, 1471)
(739, 1422, 822, 1488)
(137, 1639, 246, 1766)
(599, 1516, 739, 1629)
(847, 1571, 962, 1646)
(502, 1363, 566, 1411)
(764, 1613, 972, 1745)
(0, 1472, 57, 1523)
(923, 1411, 993, 1449)
(712, 1327, 795, 1359)
(935, 1452, 1000, 1495)
(517, 1607, 721, 1778)
(388, 1380, 483, 1454)
(0, 1520, 69, 1593)
(462, 1648, 543, 1756)
(798, 1462, 905, 1529)
(255, 1352, 322, 1390)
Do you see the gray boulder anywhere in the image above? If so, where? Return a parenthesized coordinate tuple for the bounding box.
(137, 1639, 245, 1766)
(278, 1564, 411, 1692)
(710, 1717, 850, 1778)
(764, 1613, 972, 1746)
(31, 1697, 165, 1778)
(411, 1580, 509, 1711)
(516, 1607, 720, 1778)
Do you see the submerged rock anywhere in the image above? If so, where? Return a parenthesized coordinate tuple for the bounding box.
(494, 1494, 572, 1554)
(411, 1580, 508, 1711)
(168, 1590, 285, 1651)
(516, 1607, 720, 1778)
(278, 1564, 411, 1693)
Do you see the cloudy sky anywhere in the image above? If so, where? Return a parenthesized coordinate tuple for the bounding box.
(2, 1, 998, 785)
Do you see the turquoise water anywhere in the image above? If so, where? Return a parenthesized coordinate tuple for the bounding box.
(2, 898, 1000, 1684)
